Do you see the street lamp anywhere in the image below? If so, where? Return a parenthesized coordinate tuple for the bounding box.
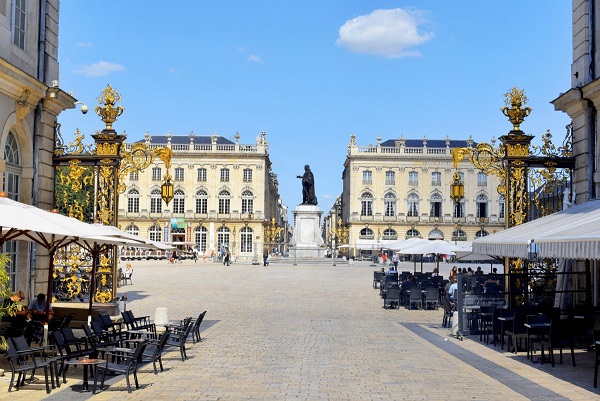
(450, 170, 464, 205)
(161, 172, 174, 205)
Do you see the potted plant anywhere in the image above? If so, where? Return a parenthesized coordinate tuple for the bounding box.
(0, 253, 14, 351)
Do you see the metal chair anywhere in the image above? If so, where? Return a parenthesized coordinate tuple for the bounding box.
(408, 288, 423, 310)
(190, 311, 207, 344)
(5, 340, 54, 394)
(424, 288, 439, 310)
(97, 341, 148, 393)
(384, 287, 400, 309)
(166, 318, 194, 361)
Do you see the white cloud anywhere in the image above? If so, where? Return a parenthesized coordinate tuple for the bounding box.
(336, 8, 433, 58)
(247, 54, 262, 63)
(74, 61, 126, 77)
(168, 67, 181, 74)
(322, 194, 333, 200)
(76, 42, 93, 47)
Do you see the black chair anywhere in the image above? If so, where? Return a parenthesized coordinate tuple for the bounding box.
(478, 306, 495, 344)
(441, 297, 453, 328)
(166, 318, 194, 361)
(142, 330, 170, 374)
(97, 341, 148, 393)
(384, 287, 400, 309)
(408, 288, 423, 310)
(9, 335, 61, 390)
(5, 340, 54, 394)
(526, 314, 552, 365)
(52, 330, 97, 382)
(506, 312, 528, 354)
(549, 310, 576, 367)
(424, 288, 439, 310)
(122, 310, 155, 333)
(373, 271, 385, 289)
(190, 311, 207, 344)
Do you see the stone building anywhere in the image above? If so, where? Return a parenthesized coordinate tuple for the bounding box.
(331, 134, 504, 258)
(117, 131, 287, 261)
(0, 1, 76, 293)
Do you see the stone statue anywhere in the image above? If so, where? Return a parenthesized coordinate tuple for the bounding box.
(296, 164, 318, 205)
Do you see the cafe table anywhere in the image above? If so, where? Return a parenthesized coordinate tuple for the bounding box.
(65, 357, 104, 393)
(497, 315, 514, 350)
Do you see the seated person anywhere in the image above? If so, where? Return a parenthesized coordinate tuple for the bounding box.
(401, 274, 416, 290)
(28, 293, 53, 321)
(1, 290, 29, 325)
(447, 277, 458, 301)
(124, 264, 133, 278)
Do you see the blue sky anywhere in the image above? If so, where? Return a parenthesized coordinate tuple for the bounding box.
(57, 1, 572, 219)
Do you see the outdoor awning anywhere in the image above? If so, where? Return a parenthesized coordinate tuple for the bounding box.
(353, 239, 397, 250)
(472, 200, 600, 259)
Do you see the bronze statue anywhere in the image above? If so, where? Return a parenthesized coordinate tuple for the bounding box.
(296, 165, 318, 205)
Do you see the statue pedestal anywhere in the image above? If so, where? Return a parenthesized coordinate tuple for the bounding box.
(291, 205, 325, 259)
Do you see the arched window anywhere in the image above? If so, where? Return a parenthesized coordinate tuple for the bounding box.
(241, 227, 253, 252)
(476, 194, 488, 218)
(195, 190, 208, 214)
(150, 189, 162, 213)
(359, 228, 374, 239)
(127, 189, 140, 213)
(194, 225, 207, 252)
(384, 192, 396, 217)
(219, 190, 231, 214)
(173, 189, 185, 214)
(149, 224, 162, 241)
(241, 190, 254, 214)
(406, 228, 420, 238)
(407, 193, 419, 217)
(499, 195, 505, 219)
(217, 226, 230, 250)
(125, 225, 139, 236)
(475, 229, 489, 238)
(361, 192, 373, 216)
(429, 192, 442, 218)
(3, 131, 21, 291)
(452, 228, 467, 241)
(428, 228, 444, 240)
(382, 228, 397, 240)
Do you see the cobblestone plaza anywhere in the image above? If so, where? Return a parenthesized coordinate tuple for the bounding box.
(2, 259, 599, 400)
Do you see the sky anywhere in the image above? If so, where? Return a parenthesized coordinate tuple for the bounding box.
(56, 1, 573, 221)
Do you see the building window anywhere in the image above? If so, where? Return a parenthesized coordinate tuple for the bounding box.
(431, 171, 442, 186)
(453, 199, 465, 218)
(194, 226, 207, 252)
(217, 226, 230, 251)
(220, 168, 230, 182)
(406, 228, 420, 238)
(477, 172, 487, 186)
(218, 190, 231, 214)
(3, 131, 21, 291)
(125, 225, 139, 236)
(359, 228, 374, 239)
(362, 170, 372, 185)
(197, 168, 207, 182)
(383, 192, 396, 217)
(476, 194, 488, 218)
(149, 224, 162, 242)
(173, 189, 185, 214)
(195, 190, 208, 214)
(241, 190, 254, 214)
(385, 171, 395, 185)
(150, 189, 162, 213)
(407, 193, 419, 217)
(452, 228, 467, 241)
(175, 167, 184, 182)
(360, 192, 373, 216)
(476, 229, 489, 238)
(152, 167, 162, 181)
(243, 168, 253, 183)
(429, 193, 442, 218)
(382, 228, 397, 240)
(12, 0, 26, 50)
(127, 189, 140, 213)
(499, 195, 505, 219)
(408, 171, 419, 186)
(240, 227, 253, 253)
(129, 171, 138, 181)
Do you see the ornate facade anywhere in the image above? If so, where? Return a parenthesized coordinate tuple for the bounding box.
(1, 0, 75, 294)
(333, 134, 505, 256)
(117, 132, 287, 261)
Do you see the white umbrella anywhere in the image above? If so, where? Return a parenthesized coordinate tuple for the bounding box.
(397, 240, 458, 273)
(387, 237, 429, 251)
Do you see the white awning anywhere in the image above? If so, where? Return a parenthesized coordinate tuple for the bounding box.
(353, 239, 397, 250)
(472, 200, 600, 259)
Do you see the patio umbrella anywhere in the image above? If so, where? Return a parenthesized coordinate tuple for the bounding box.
(397, 240, 458, 273)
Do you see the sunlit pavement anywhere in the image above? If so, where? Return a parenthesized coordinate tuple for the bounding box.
(2, 258, 599, 400)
